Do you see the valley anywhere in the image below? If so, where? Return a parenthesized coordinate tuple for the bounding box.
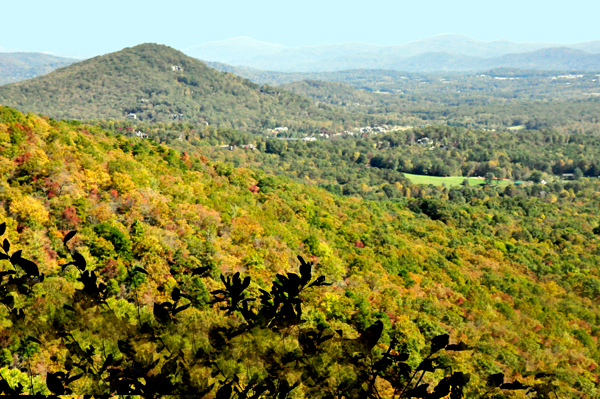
(0, 36, 599, 398)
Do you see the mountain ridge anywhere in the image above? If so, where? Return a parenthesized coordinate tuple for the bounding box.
(183, 34, 600, 72)
(0, 52, 77, 85)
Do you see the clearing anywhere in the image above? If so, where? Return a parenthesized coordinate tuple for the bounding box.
(403, 173, 513, 187)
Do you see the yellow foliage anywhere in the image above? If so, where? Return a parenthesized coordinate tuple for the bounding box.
(0, 156, 14, 176)
(82, 168, 111, 191)
(111, 172, 136, 193)
(9, 196, 49, 224)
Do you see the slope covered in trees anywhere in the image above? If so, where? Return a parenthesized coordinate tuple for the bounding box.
(0, 106, 599, 396)
(0, 44, 381, 133)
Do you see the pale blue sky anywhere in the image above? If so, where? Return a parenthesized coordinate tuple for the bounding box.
(2, 0, 598, 56)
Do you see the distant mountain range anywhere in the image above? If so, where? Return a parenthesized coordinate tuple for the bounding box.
(0, 52, 77, 84)
(183, 35, 600, 72)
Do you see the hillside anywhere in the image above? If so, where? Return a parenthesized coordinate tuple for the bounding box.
(0, 44, 376, 133)
(0, 52, 76, 85)
(0, 106, 599, 396)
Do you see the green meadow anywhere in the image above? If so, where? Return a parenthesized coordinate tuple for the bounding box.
(402, 173, 513, 187)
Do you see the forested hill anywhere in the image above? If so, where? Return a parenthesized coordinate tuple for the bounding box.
(0, 44, 379, 133)
(0, 105, 599, 396)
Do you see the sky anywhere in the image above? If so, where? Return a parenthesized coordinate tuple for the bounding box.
(2, 0, 599, 56)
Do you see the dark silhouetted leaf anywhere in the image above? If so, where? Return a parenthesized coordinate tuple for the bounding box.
(360, 320, 383, 352)
(25, 336, 41, 345)
(173, 304, 190, 315)
(487, 373, 504, 388)
(133, 266, 149, 275)
(63, 230, 77, 245)
(72, 252, 86, 271)
(430, 333, 449, 353)
(216, 383, 233, 399)
(417, 358, 436, 372)
(2, 239, 9, 253)
(501, 381, 528, 390)
(10, 250, 21, 265)
(45, 372, 65, 395)
(172, 287, 181, 302)
(446, 341, 470, 351)
(0, 223, 5, 237)
(405, 383, 429, 398)
(18, 258, 39, 276)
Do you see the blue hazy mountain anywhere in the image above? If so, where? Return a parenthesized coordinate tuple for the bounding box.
(183, 35, 600, 72)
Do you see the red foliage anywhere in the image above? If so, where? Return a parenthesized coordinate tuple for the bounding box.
(14, 152, 32, 166)
(181, 151, 192, 168)
(44, 178, 61, 198)
(62, 206, 81, 227)
(456, 297, 465, 305)
(110, 190, 119, 201)
(44, 244, 57, 260)
(16, 224, 25, 234)
(248, 185, 260, 193)
(102, 259, 119, 279)
(354, 240, 365, 248)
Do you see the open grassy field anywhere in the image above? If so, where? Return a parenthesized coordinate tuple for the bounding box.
(403, 173, 513, 187)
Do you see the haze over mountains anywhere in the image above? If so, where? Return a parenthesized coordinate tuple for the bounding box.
(183, 34, 600, 72)
(0, 52, 76, 85)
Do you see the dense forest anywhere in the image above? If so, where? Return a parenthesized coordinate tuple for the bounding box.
(94, 119, 600, 200)
(0, 106, 599, 396)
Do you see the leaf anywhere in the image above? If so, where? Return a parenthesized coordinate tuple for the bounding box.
(72, 252, 86, 271)
(501, 381, 528, 390)
(298, 255, 312, 284)
(404, 383, 430, 398)
(45, 372, 65, 395)
(487, 372, 504, 388)
(0, 222, 5, 237)
(216, 383, 233, 399)
(10, 250, 21, 265)
(18, 258, 39, 276)
(25, 336, 41, 345)
(2, 239, 9, 253)
(173, 304, 190, 315)
(133, 266, 149, 275)
(0, 253, 8, 261)
(430, 333, 449, 353)
(360, 320, 383, 352)
(1, 295, 14, 308)
(416, 358, 436, 372)
(445, 341, 470, 351)
(66, 372, 84, 384)
(192, 266, 211, 276)
(171, 287, 181, 302)
(63, 230, 77, 246)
